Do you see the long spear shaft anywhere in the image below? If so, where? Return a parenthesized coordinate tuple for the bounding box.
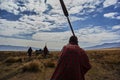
(66, 16, 75, 36)
(59, 0, 75, 36)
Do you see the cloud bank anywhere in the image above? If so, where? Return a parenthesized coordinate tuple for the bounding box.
(0, 0, 120, 50)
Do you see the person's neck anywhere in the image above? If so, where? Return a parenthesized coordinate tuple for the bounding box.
(69, 42, 78, 45)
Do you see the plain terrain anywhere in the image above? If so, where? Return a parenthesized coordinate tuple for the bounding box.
(0, 48, 120, 80)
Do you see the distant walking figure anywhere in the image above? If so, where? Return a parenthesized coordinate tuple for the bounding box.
(43, 45, 49, 58)
(50, 36, 91, 80)
(27, 47, 32, 57)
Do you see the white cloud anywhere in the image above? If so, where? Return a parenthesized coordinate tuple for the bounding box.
(32, 26, 120, 48)
(0, 1, 19, 15)
(0, 37, 46, 49)
(104, 12, 120, 19)
(32, 31, 72, 42)
(0, 0, 100, 26)
(76, 27, 120, 47)
(0, 13, 67, 37)
(0, 0, 102, 16)
(0, 25, 119, 49)
(69, 6, 83, 14)
(0, 20, 22, 36)
(115, 1, 120, 8)
(103, 0, 117, 8)
(0, 33, 70, 49)
(112, 25, 120, 30)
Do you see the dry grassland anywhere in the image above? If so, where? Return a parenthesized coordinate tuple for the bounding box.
(0, 48, 120, 80)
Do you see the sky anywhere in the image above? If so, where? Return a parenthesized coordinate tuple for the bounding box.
(0, 0, 120, 50)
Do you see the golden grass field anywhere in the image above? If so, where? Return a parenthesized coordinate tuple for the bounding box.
(0, 48, 120, 80)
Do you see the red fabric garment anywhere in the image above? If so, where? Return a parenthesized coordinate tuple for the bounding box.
(50, 44, 91, 80)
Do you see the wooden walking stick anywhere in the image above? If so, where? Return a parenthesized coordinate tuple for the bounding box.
(59, 0, 75, 36)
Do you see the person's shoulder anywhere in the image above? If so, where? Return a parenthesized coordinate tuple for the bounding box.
(78, 47, 87, 55)
(79, 47, 85, 51)
(70, 45, 84, 52)
(61, 45, 68, 50)
(63, 44, 71, 48)
(63, 44, 67, 48)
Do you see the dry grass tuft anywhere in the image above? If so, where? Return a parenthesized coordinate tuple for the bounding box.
(45, 61, 55, 68)
(22, 60, 42, 72)
(4, 57, 22, 63)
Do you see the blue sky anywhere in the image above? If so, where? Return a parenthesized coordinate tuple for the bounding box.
(0, 0, 120, 50)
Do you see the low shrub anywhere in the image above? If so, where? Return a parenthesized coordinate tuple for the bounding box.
(22, 60, 41, 72)
(5, 57, 22, 63)
(45, 61, 55, 68)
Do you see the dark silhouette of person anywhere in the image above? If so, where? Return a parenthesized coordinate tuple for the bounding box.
(43, 45, 49, 58)
(27, 47, 33, 57)
(50, 36, 91, 80)
(35, 49, 43, 55)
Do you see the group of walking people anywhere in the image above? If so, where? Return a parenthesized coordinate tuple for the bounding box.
(27, 45, 49, 58)
(27, 36, 91, 80)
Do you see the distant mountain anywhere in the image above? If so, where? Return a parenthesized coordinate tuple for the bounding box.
(84, 42, 120, 50)
(0, 45, 40, 51)
(1, 42, 120, 51)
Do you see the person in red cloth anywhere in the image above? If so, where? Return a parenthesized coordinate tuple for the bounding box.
(50, 36, 91, 80)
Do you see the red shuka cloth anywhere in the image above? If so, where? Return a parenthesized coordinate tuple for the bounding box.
(50, 44, 91, 80)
